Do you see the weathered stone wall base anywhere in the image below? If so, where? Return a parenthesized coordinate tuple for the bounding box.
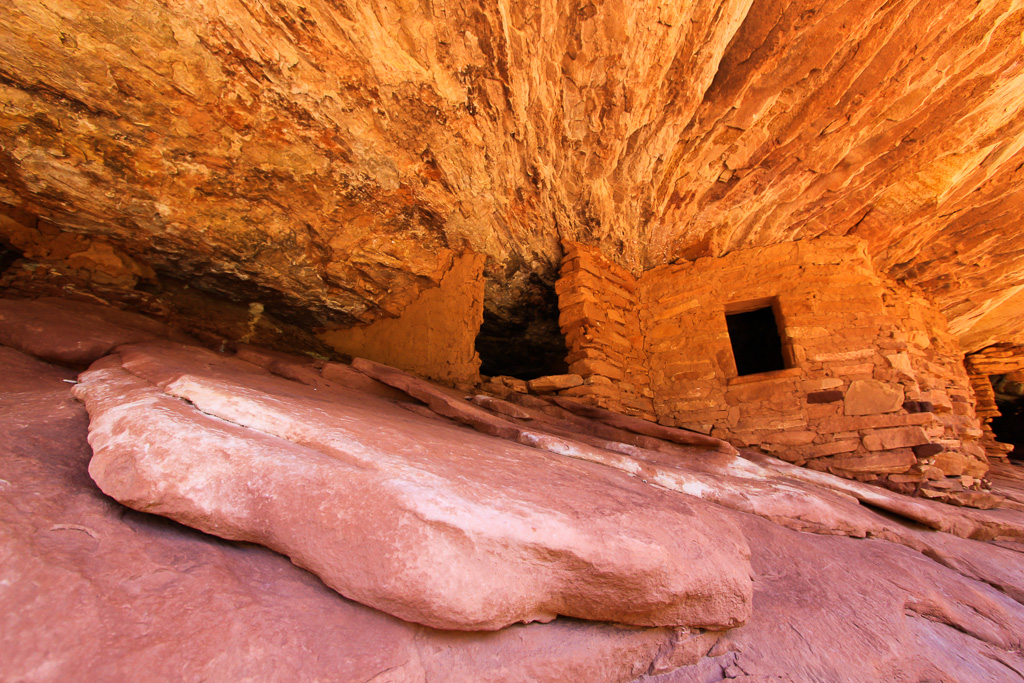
(556, 242, 655, 420)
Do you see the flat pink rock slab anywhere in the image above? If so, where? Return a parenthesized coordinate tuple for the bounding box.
(74, 341, 753, 631)
(4, 335, 1024, 680)
(0, 345, 705, 682)
(0, 297, 192, 366)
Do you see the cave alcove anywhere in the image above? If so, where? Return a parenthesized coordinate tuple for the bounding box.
(991, 373, 1024, 460)
(0, 241, 24, 275)
(475, 275, 569, 380)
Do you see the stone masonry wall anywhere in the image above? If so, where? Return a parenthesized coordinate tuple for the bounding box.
(882, 283, 988, 478)
(965, 343, 1024, 460)
(638, 238, 987, 484)
(557, 237, 989, 486)
(555, 242, 655, 420)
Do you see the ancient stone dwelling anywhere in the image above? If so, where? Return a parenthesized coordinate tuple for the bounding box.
(2, 0, 1024, 681)
(309, 234, 994, 498)
(557, 238, 991, 487)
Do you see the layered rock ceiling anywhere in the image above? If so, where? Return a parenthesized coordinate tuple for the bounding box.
(2, 0, 1024, 351)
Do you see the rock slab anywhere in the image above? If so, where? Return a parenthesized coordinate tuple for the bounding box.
(4, 334, 1024, 681)
(0, 345, 706, 683)
(0, 297, 192, 366)
(75, 341, 753, 631)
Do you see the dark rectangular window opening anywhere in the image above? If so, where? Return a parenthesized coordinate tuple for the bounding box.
(725, 303, 787, 377)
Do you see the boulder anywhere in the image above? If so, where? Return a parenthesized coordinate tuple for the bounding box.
(0, 345, 710, 683)
(75, 342, 753, 631)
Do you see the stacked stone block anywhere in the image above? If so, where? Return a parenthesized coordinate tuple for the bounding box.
(882, 284, 989, 478)
(555, 242, 655, 420)
(557, 237, 990, 486)
(965, 343, 1024, 459)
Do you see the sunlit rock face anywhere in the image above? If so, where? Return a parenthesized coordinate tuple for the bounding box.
(0, 0, 1022, 347)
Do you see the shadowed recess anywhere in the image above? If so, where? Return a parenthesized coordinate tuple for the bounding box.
(476, 277, 569, 380)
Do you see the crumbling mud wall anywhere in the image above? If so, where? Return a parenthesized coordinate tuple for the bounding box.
(319, 253, 485, 391)
(558, 237, 989, 484)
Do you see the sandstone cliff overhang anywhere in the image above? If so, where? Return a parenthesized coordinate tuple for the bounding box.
(1, 0, 1023, 352)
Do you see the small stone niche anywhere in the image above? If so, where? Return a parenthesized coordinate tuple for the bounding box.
(724, 298, 788, 377)
(0, 242, 24, 275)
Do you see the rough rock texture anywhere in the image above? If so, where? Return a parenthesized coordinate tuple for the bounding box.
(557, 237, 992, 484)
(641, 516, 1024, 682)
(0, 217, 342, 359)
(5, 309, 1024, 679)
(1, 1, 1022, 347)
(558, 241, 654, 418)
(74, 340, 754, 631)
(844, 378, 905, 416)
(528, 373, 584, 394)
(967, 342, 1024, 460)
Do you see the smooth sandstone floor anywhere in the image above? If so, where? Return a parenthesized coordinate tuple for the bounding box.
(2, 337, 1024, 681)
(0, 346, 687, 682)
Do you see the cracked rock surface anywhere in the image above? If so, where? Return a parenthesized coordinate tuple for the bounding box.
(74, 340, 755, 632)
(0, 347, 700, 682)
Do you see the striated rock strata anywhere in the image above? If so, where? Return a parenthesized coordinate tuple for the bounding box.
(0, 345, 718, 682)
(0, 1, 1022, 348)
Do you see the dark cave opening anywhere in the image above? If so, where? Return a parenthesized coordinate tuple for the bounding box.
(990, 374, 1024, 460)
(991, 399, 1023, 460)
(726, 305, 787, 377)
(475, 278, 569, 381)
(0, 242, 24, 275)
